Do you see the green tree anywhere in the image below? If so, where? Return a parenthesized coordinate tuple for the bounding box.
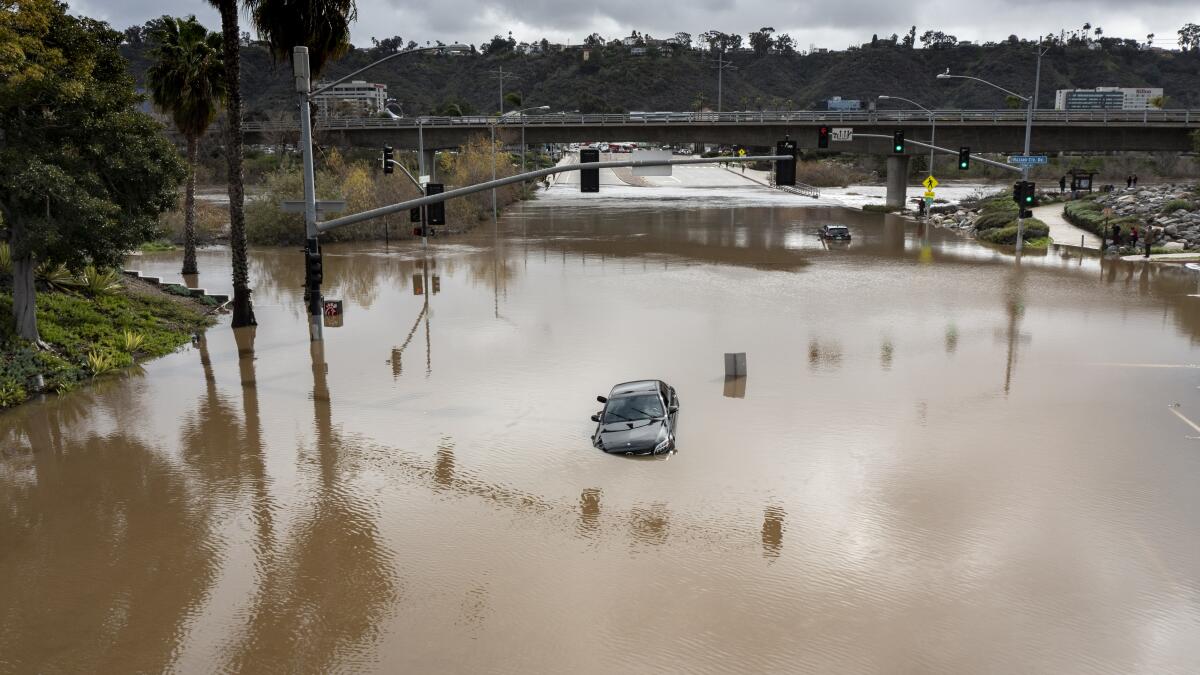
(146, 16, 226, 276)
(206, 0, 255, 327)
(749, 27, 775, 55)
(0, 0, 185, 341)
(1180, 23, 1200, 52)
(248, 0, 356, 77)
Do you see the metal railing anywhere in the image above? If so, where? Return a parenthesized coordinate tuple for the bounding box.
(243, 108, 1198, 132)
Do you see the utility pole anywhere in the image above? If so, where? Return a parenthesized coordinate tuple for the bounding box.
(710, 49, 736, 114)
(488, 66, 519, 114)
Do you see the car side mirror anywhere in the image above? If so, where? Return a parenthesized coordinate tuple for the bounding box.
(596, 395, 607, 403)
(591, 414, 600, 422)
(669, 404, 679, 413)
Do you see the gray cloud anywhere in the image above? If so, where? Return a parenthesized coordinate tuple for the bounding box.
(73, 0, 1198, 51)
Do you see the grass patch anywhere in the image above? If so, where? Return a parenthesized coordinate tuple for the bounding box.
(0, 282, 213, 408)
(139, 240, 178, 252)
(1162, 199, 1196, 214)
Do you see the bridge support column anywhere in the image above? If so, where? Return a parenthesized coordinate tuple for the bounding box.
(421, 149, 437, 181)
(886, 154, 910, 210)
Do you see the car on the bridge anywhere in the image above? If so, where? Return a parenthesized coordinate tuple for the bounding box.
(820, 224, 852, 241)
(590, 380, 679, 455)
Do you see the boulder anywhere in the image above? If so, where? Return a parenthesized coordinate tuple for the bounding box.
(1162, 241, 1187, 252)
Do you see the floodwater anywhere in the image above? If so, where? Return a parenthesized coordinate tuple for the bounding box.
(4, 173, 1200, 674)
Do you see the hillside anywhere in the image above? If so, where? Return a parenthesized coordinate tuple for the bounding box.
(122, 40, 1200, 118)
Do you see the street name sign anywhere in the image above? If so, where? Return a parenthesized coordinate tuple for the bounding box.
(281, 200, 347, 215)
(1006, 155, 1049, 166)
(923, 190, 936, 199)
(831, 127, 853, 142)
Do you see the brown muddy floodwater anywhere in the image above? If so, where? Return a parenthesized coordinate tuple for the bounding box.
(3, 183, 1200, 673)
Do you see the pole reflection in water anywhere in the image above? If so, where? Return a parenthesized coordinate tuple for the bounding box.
(762, 506, 786, 560)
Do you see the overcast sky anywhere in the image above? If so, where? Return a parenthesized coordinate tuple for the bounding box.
(76, 0, 1197, 51)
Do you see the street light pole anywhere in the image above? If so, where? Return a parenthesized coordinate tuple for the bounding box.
(937, 62, 1041, 254)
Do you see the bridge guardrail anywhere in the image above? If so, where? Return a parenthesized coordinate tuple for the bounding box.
(243, 109, 1197, 132)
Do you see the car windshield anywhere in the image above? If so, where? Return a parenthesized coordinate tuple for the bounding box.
(605, 394, 664, 422)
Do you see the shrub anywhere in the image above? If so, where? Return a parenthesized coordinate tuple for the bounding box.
(86, 350, 118, 377)
(78, 266, 122, 296)
(123, 330, 146, 353)
(1163, 199, 1195, 214)
(0, 379, 26, 409)
(974, 198, 1019, 230)
(977, 220, 1050, 245)
(1063, 200, 1140, 237)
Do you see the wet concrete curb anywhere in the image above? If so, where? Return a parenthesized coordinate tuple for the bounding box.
(120, 269, 231, 307)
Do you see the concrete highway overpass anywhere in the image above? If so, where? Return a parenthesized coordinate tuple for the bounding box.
(244, 109, 1200, 154)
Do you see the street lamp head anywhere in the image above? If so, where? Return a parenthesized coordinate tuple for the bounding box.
(877, 95, 892, 100)
(536, 105, 550, 110)
(936, 68, 951, 79)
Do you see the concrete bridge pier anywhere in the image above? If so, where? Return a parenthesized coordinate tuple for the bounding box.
(886, 154, 910, 210)
(420, 149, 437, 180)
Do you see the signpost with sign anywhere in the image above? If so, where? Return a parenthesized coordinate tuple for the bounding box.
(831, 128, 853, 142)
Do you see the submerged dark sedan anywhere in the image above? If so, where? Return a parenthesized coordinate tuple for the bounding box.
(590, 380, 679, 455)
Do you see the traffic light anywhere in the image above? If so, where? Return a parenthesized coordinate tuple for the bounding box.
(1012, 181, 1036, 216)
(425, 183, 445, 226)
(382, 145, 394, 174)
(410, 207, 422, 223)
(580, 148, 600, 192)
(892, 130, 904, 153)
(958, 146, 970, 170)
(817, 126, 830, 149)
(304, 248, 323, 288)
(775, 139, 797, 186)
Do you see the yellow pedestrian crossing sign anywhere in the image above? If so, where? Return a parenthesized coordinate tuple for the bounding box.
(922, 175, 938, 190)
(738, 148, 746, 157)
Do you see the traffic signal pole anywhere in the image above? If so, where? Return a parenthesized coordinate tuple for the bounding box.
(295, 47, 323, 341)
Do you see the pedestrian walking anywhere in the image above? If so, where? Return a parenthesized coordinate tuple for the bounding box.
(1126, 175, 1133, 188)
(1111, 223, 1122, 247)
(1059, 175, 1067, 193)
(1132, 174, 1139, 187)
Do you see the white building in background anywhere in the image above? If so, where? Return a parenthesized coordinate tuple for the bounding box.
(1053, 87, 1163, 110)
(311, 80, 388, 118)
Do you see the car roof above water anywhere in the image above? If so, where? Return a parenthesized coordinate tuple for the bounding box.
(609, 380, 662, 398)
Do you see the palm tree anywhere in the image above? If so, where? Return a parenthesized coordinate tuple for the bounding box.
(248, 0, 357, 77)
(206, 0, 255, 327)
(146, 16, 226, 277)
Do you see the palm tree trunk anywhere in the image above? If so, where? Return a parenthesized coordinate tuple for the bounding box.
(10, 217, 39, 343)
(215, 0, 256, 327)
(182, 134, 199, 276)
